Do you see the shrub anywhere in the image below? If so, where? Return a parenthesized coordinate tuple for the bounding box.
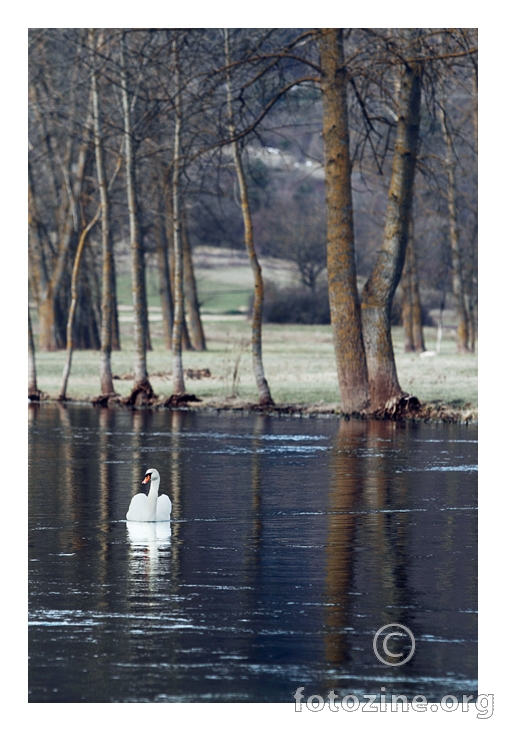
(250, 284, 435, 327)
(249, 283, 331, 324)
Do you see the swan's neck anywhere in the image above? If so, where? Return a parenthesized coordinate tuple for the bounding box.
(146, 477, 160, 519)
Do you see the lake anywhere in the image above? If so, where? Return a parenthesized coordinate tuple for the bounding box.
(28, 403, 477, 703)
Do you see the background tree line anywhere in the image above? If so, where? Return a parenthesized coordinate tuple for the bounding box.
(28, 28, 477, 413)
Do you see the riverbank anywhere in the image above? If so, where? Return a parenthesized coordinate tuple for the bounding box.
(30, 317, 478, 423)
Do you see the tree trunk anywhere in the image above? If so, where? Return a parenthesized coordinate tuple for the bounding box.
(59, 211, 100, 400)
(28, 167, 54, 348)
(466, 292, 476, 353)
(361, 31, 422, 412)
(28, 308, 41, 400)
(472, 59, 478, 154)
(141, 247, 152, 353)
(318, 28, 369, 414)
(165, 174, 192, 351)
(438, 103, 470, 353)
(120, 33, 154, 399)
(156, 195, 173, 349)
(171, 37, 186, 396)
(469, 63, 478, 352)
(111, 263, 121, 351)
(90, 28, 116, 396)
(225, 28, 274, 406)
(36, 294, 59, 352)
(401, 232, 425, 353)
(181, 206, 206, 351)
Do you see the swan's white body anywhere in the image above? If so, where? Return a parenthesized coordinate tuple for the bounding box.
(126, 468, 172, 522)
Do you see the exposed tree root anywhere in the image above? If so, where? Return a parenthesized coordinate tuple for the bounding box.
(28, 388, 44, 402)
(163, 393, 202, 407)
(91, 392, 120, 407)
(257, 396, 276, 408)
(122, 380, 157, 407)
(372, 393, 421, 420)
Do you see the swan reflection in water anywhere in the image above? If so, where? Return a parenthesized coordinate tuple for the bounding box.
(126, 520, 172, 546)
(126, 520, 172, 582)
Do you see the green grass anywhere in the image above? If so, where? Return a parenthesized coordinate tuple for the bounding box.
(116, 248, 297, 315)
(115, 266, 253, 315)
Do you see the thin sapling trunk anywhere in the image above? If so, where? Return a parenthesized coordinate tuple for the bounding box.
(224, 28, 273, 406)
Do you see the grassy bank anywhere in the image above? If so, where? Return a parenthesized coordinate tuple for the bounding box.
(30, 247, 478, 420)
(31, 317, 477, 418)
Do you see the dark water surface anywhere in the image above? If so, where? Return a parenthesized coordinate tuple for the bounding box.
(28, 403, 477, 703)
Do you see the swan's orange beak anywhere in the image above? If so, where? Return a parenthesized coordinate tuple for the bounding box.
(142, 474, 151, 484)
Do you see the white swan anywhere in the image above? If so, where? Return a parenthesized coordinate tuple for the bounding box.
(126, 468, 172, 522)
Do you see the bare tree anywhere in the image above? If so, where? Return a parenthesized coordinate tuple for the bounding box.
(224, 28, 274, 406)
(319, 28, 369, 413)
(156, 178, 174, 350)
(159, 173, 192, 352)
(438, 101, 470, 352)
(120, 32, 154, 402)
(58, 210, 100, 400)
(90, 29, 117, 396)
(182, 206, 207, 350)
(361, 29, 422, 413)
(171, 36, 186, 396)
(267, 188, 327, 292)
(401, 232, 425, 353)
